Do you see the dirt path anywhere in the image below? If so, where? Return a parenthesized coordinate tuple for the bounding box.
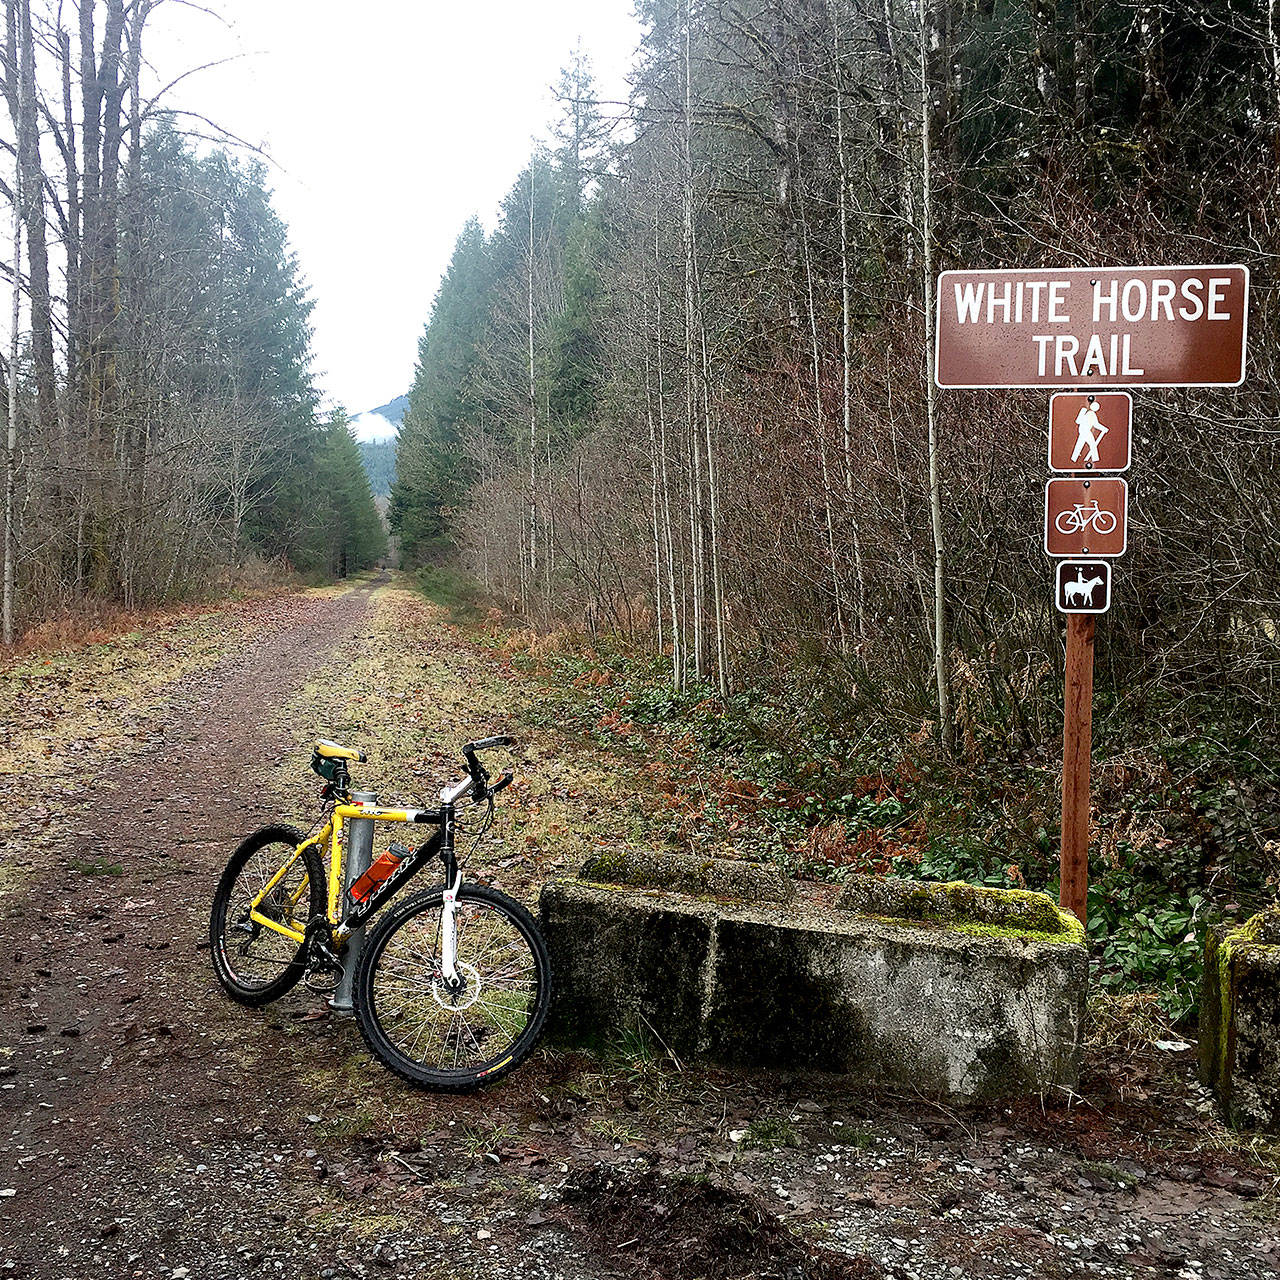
(1, 578, 1277, 1280)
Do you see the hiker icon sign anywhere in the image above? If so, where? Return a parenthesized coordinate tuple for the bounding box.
(1056, 560, 1112, 615)
(1048, 392, 1131, 472)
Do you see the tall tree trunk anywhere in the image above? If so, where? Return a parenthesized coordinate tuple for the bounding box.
(1031, 0, 1059, 127)
(98, 0, 127, 466)
(796, 132, 846, 655)
(769, 1, 799, 332)
(78, 0, 126, 498)
(1268, 0, 1280, 147)
(60, 23, 79, 393)
(526, 161, 537, 615)
(644, 310, 664, 659)
(921, 0, 952, 751)
(1072, 0, 1094, 133)
(654, 198, 682, 689)
(3, 130, 20, 644)
(1137, 2, 1163, 157)
(682, 9, 704, 681)
(830, 0, 865, 644)
(698, 306, 727, 694)
(11, 1, 56, 446)
(872, 0, 911, 272)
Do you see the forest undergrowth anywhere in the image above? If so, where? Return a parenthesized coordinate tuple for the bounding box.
(418, 567, 1280, 1029)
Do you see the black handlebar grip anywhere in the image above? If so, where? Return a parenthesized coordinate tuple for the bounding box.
(491, 771, 514, 794)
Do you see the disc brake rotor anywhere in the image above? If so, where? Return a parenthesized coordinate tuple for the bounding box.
(430, 962, 481, 1012)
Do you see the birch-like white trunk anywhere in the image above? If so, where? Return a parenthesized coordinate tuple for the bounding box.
(526, 160, 537, 614)
(3, 40, 23, 646)
(645, 340, 664, 657)
(920, 0, 952, 751)
(654, 200, 682, 689)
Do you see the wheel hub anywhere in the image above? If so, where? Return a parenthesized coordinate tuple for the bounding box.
(431, 962, 481, 1011)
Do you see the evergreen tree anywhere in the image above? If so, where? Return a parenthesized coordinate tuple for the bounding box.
(302, 410, 388, 576)
(392, 217, 493, 562)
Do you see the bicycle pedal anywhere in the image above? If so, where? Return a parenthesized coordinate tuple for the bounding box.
(304, 964, 342, 994)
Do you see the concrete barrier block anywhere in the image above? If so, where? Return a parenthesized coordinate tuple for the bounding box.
(1200, 910, 1280, 1132)
(703, 903, 1086, 1100)
(540, 871, 1088, 1102)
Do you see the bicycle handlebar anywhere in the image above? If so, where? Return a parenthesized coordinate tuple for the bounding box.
(441, 738, 517, 806)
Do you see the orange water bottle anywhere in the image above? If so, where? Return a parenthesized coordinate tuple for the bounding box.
(349, 843, 410, 903)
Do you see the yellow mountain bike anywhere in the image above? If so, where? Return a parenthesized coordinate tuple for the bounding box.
(208, 736, 551, 1091)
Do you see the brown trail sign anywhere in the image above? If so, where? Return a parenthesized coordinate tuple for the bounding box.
(1049, 392, 1131, 473)
(1056, 560, 1112, 615)
(935, 265, 1248, 389)
(934, 262, 1248, 927)
(1044, 477, 1128, 557)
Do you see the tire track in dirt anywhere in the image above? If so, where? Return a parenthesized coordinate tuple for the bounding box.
(0, 578, 381, 1273)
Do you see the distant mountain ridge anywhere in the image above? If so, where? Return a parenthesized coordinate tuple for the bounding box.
(364, 394, 408, 426)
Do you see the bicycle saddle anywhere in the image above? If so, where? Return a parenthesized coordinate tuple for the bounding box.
(313, 738, 367, 762)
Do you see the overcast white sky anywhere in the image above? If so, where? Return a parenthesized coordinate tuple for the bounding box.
(145, 0, 643, 419)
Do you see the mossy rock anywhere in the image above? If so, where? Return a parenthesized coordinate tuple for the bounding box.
(835, 874, 1080, 942)
(579, 848, 795, 904)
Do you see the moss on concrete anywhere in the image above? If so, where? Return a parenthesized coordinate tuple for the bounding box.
(836, 874, 1081, 943)
(1200, 908, 1280, 1132)
(579, 847, 795, 904)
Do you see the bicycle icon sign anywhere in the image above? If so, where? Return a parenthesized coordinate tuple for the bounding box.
(1044, 477, 1128, 556)
(1054, 501, 1117, 536)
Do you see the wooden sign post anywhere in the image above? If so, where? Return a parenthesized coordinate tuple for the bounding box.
(934, 263, 1249, 926)
(1060, 614, 1095, 924)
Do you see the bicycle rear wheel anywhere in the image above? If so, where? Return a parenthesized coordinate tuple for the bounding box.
(210, 825, 325, 1006)
(354, 884, 552, 1090)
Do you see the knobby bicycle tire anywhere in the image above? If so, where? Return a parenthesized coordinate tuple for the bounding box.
(210, 824, 325, 1006)
(354, 884, 552, 1091)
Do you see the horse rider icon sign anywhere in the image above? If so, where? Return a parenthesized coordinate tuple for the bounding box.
(1056, 560, 1112, 615)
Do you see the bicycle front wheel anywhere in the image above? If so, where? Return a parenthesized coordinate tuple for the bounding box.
(354, 884, 552, 1091)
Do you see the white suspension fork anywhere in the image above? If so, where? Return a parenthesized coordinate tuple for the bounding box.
(441, 870, 463, 984)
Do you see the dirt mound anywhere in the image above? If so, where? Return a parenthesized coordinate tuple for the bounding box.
(562, 1167, 882, 1279)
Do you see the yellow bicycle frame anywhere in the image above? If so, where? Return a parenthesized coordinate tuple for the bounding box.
(247, 802, 426, 946)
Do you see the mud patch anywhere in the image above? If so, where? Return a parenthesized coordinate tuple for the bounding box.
(561, 1167, 881, 1279)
